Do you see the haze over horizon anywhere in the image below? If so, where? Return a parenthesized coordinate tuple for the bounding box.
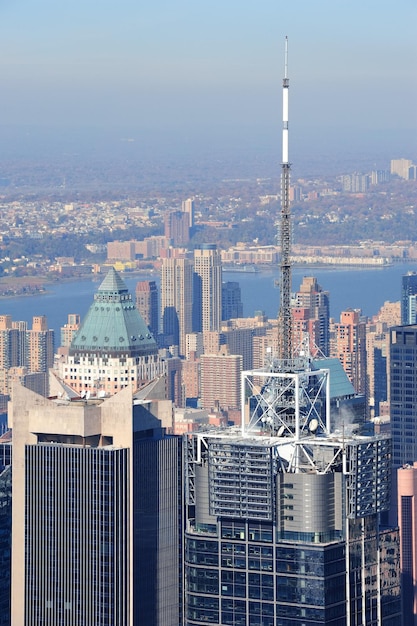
(1, 0, 416, 172)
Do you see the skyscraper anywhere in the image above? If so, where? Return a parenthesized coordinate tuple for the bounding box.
(160, 256, 194, 356)
(330, 309, 367, 397)
(397, 463, 417, 626)
(25, 316, 54, 374)
(291, 276, 330, 356)
(57, 268, 163, 395)
(222, 281, 243, 321)
(182, 198, 195, 228)
(135, 280, 159, 337)
(401, 271, 417, 325)
(164, 210, 190, 246)
(183, 365, 401, 625)
(194, 244, 222, 333)
(0, 437, 11, 626)
(390, 324, 417, 470)
(59, 313, 81, 350)
(200, 348, 242, 411)
(10, 383, 182, 626)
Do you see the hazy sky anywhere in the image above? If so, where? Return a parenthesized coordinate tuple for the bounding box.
(1, 0, 416, 160)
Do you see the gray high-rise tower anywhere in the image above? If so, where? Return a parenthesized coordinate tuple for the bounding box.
(10, 384, 182, 626)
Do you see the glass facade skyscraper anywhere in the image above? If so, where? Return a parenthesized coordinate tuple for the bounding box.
(183, 365, 402, 626)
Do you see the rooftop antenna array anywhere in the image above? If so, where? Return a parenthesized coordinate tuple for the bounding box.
(278, 36, 292, 365)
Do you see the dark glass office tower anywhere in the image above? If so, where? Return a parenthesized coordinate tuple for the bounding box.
(183, 365, 402, 626)
(401, 272, 417, 325)
(390, 324, 417, 469)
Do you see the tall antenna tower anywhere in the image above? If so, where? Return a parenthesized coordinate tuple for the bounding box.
(278, 36, 292, 364)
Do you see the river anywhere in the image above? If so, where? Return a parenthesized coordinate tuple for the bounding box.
(0, 263, 415, 335)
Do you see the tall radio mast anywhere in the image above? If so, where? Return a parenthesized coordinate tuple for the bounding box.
(278, 36, 292, 364)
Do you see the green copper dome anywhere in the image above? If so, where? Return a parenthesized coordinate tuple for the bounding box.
(69, 267, 157, 358)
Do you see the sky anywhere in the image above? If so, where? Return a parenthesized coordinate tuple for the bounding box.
(1, 0, 416, 163)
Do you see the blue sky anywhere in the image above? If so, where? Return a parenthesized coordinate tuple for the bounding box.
(1, 0, 416, 159)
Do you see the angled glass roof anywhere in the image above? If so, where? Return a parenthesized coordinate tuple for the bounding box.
(311, 357, 355, 399)
(70, 267, 157, 358)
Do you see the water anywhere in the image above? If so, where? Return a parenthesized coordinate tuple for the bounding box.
(0, 264, 415, 334)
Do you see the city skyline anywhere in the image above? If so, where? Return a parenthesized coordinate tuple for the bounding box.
(0, 2, 416, 164)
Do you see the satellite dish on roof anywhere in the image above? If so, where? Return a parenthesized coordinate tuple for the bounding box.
(309, 418, 319, 433)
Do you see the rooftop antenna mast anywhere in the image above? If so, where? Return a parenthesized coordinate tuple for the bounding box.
(278, 36, 292, 364)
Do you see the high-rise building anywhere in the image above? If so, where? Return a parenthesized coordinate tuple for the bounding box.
(222, 281, 243, 321)
(25, 316, 54, 374)
(57, 268, 163, 395)
(164, 210, 190, 246)
(182, 198, 195, 228)
(135, 280, 159, 337)
(9, 383, 181, 626)
(194, 244, 222, 333)
(160, 256, 194, 356)
(391, 157, 415, 180)
(60, 313, 81, 349)
(291, 276, 330, 356)
(397, 462, 417, 626)
(401, 271, 417, 324)
(341, 172, 370, 192)
(0, 316, 54, 398)
(0, 316, 20, 370)
(183, 364, 401, 626)
(0, 438, 11, 626)
(330, 309, 367, 397)
(200, 348, 242, 411)
(390, 324, 417, 470)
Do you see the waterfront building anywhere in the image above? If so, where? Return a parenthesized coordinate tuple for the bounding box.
(0, 316, 53, 397)
(222, 281, 243, 321)
(107, 240, 136, 261)
(59, 314, 81, 349)
(57, 268, 164, 396)
(397, 462, 417, 626)
(401, 271, 417, 325)
(194, 245, 222, 333)
(10, 383, 181, 626)
(0, 316, 20, 372)
(135, 280, 158, 337)
(25, 316, 54, 374)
